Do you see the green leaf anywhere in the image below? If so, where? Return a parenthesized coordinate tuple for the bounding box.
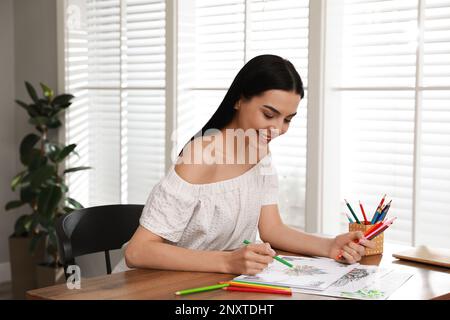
(47, 144, 61, 162)
(55, 144, 76, 162)
(28, 165, 55, 189)
(11, 171, 26, 191)
(25, 81, 39, 104)
(15, 99, 29, 109)
(52, 94, 74, 107)
(63, 166, 91, 174)
(40, 83, 54, 100)
(28, 150, 47, 170)
(37, 185, 63, 218)
(29, 116, 48, 127)
(68, 197, 84, 209)
(59, 182, 69, 193)
(14, 215, 33, 237)
(15, 99, 35, 117)
(20, 134, 40, 165)
(46, 117, 62, 129)
(5, 200, 25, 211)
(20, 186, 36, 203)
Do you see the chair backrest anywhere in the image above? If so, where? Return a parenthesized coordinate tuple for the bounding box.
(56, 204, 144, 275)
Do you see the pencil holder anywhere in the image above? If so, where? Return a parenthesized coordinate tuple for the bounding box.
(349, 223, 384, 256)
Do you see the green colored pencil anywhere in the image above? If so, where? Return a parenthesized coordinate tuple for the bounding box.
(175, 283, 229, 296)
(344, 199, 361, 224)
(243, 240, 294, 268)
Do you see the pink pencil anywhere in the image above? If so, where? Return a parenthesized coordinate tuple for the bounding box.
(363, 217, 397, 240)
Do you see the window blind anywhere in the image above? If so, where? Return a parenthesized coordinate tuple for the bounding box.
(65, 0, 166, 206)
(416, 0, 450, 247)
(338, 0, 450, 248)
(247, 0, 309, 229)
(177, 0, 310, 229)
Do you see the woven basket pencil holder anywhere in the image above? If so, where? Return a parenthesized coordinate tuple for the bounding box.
(349, 223, 384, 256)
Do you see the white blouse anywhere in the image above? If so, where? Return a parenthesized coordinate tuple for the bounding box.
(139, 152, 279, 251)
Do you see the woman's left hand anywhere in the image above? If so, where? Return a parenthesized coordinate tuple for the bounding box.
(328, 232, 376, 264)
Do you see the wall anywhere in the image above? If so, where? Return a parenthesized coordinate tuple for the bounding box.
(0, 0, 59, 283)
(2, 0, 122, 281)
(0, 0, 19, 283)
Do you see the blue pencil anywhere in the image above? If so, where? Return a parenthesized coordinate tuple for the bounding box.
(371, 208, 382, 224)
(377, 200, 392, 222)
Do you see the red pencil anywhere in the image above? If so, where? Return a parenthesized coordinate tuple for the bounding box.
(359, 201, 368, 224)
(223, 286, 292, 295)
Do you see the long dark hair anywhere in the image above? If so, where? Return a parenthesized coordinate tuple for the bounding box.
(179, 54, 304, 156)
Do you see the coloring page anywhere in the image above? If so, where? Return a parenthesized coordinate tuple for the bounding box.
(234, 256, 355, 290)
(291, 265, 414, 300)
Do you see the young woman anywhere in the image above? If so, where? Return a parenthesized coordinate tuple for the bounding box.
(125, 55, 375, 275)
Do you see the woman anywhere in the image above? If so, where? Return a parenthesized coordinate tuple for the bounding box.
(125, 54, 375, 275)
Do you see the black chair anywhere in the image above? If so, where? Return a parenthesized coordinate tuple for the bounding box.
(56, 204, 144, 276)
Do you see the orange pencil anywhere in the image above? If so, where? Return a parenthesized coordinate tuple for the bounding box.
(223, 286, 292, 295)
(219, 281, 291, 291)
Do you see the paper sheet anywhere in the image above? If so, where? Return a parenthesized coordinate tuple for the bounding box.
(234, 255, 414, 299)
(234, 256, 355, 290)
(293, 265, 413, 299)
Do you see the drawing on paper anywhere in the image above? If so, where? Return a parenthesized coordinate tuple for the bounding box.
(333, 268, 370, 287)
(341, 289, 385, 299)
(235, 256, 356, 290)
(287, 265, 327, 277)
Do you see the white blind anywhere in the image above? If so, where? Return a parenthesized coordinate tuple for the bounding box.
(177, 0, 309, 229)
(65, 0, 166, 206)
(338, 0, 450, 248)
(247, 0, 309, 229)
(416, 0, 450, 247)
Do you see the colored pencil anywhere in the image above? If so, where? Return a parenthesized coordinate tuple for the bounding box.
(344, 199, 361, 224)
(223, 286, 292, 295)
(336, 218, 396, 260)
(365, 217, 396, 240)
(175, 283, 229, 295)
(365, 221, 383, 236)
(346, 213, 354, 223)
(220, 281, 291, 291)
(377, 200, 392, 222)
(372, 194, 386, 223)
(243, 240, 294, 268)
(371, 207, 383, 224)
(359, 201, 369, 224)
(228, 279, 291, 289)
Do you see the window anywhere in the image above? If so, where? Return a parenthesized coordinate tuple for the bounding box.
(62, 0, 450, 247)
(335, 0, 450, 247)
(177, 0, 310, 228)
(65, 0, 166, 206)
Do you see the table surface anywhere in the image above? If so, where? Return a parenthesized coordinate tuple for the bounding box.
(26, 243, 450, 300)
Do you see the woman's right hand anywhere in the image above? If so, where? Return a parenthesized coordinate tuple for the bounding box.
(224, 242, 276, 275)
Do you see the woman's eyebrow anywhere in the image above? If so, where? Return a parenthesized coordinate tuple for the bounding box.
(262, 105, 297, 117)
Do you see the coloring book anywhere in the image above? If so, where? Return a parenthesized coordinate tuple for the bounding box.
(234, 256, 413, 298)
(234, 256, 355, 290)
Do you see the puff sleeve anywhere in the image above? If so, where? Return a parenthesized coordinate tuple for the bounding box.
(139, 178, 200, 243)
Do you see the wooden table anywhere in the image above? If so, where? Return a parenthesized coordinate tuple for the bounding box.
(27, 243, 450, 300)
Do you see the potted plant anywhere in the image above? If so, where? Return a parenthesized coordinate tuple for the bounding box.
(5, 81, 90, 295)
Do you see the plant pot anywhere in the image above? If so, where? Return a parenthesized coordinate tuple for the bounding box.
(35, 263, 65, 289)
(8, 235, 45, 299)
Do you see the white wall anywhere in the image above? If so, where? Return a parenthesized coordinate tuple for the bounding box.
(0, 0, 19, 282)
(0, 0, 59, 283)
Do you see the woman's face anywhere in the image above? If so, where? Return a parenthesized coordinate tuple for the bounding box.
(234, 89, 301, 143)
